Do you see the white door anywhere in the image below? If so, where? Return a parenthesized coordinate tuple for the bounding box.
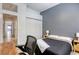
(26, 17, 42, 39)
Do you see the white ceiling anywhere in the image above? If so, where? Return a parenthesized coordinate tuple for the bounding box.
(27, 3, 59, 12)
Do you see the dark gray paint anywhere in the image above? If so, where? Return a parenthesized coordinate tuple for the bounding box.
(41, 3, 79, 37)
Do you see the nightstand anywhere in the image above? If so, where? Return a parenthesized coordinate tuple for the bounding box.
(72, 39, 79, 53)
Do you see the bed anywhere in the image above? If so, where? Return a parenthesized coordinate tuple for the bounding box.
(35, 35, 72, 55)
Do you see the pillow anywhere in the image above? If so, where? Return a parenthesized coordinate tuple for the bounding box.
(48, 35, 73, 44)
(37, 39, 50, 53)
(48, 35, 59, 39)
(57, 36, 72, 44)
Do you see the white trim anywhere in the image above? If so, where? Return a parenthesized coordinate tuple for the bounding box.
(26, 17, 42, 21)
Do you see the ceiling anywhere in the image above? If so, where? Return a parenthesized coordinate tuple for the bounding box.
(27, 3, 60, 12)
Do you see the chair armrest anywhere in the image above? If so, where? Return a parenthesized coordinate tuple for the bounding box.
(16, 45, 26, 52)
(16, 45, 25, 50)
(16, 45, 25, 47)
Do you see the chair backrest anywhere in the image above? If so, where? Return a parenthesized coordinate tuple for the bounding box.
(24, 35, 37, 54)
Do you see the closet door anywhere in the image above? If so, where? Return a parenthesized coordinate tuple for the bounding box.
(26, 17, 42, 39)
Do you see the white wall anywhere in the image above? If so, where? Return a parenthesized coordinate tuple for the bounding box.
(0, 4, 2, 13)
(0, 3, 42, 45)
(27, 7, 42, 20)
(17, 3, 27, 45)
(17, 4, 42, 45)
(26, 7, 42, 40)
(0, 4, 3, 43)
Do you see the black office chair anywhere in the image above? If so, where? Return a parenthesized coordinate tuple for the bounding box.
(17, 35, 37, 55)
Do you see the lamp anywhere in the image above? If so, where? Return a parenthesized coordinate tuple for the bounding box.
(75, 33, 79, 40)
(46, 30, 49, 36)
(76, 33, 79, 37)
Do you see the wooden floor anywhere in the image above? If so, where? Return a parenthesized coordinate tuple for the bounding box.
(0, 39, 16, 55)
(0, 39, 29, 55)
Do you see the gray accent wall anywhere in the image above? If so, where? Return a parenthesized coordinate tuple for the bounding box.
(41, 3, 79, 37)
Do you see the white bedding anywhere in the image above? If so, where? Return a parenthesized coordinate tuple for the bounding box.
(37, 39, 50, 53)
